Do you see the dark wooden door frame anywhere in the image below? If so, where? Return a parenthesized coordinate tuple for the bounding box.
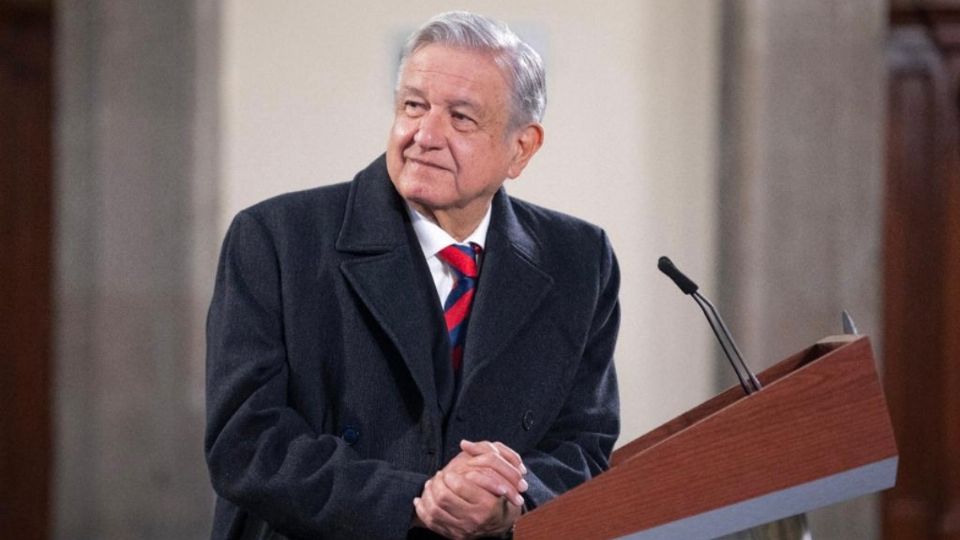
(0, 3, 53, 539)
(884, 7, 960, 539)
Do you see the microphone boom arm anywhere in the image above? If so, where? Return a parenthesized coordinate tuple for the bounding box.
(692, 291, 762, 394)
(657, 255, 762, 395)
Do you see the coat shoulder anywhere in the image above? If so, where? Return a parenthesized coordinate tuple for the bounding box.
(239, 182, 352, 230)
(507, 195, 607, 246)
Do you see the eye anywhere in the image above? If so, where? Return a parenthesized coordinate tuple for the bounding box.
(451, 111, 476, 129)
(403, 100, 426, 116)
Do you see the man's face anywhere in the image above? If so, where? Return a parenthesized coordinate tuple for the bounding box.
(386, 44, 523, 217)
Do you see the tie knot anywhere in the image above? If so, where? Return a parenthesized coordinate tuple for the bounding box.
(439, 243, 480, 278)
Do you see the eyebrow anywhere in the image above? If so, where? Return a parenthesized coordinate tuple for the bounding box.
(396, 86, 481, 112)
(397, 85, 426, 99)
(447, 99, 480, 112)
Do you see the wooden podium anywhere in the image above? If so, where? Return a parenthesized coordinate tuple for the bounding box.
(513, 335, 898, 539)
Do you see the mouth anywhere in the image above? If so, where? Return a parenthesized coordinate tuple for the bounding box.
(406, 156, 452, 173)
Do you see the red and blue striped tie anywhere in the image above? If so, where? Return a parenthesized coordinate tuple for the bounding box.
(438, 243, 481, 373)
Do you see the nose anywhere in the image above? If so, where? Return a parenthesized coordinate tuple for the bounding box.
(413, 110, 445, 149)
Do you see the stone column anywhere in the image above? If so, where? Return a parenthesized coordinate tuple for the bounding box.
(718, 1, 887, 538)
(54, 1, 219, 537)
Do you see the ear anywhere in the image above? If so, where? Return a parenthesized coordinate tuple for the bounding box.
(506, 123, 544, 179)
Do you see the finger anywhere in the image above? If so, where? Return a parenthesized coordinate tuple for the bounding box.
(463, 468, 525, 507)
(428, 471, 477, 518)
(417, 483, 470, 539)
(413, 497, 429, 528)
(415, 498, 461, 539)
(441, 470, 500, 505)
(442, 450, 481, 477)
(460, 439, 494, 453)
(433, 472, 515, 536)
(445, 449, 522, 491)
(485, 496, 523, 537)
(466, 451, 527, 492)
(461, 440, 526, 479)
(491, 441, 526, 474)
(460, 439, 501, 459)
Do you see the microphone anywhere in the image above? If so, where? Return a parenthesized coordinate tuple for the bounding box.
(657, 256, 699, 295)
(658, 256, 762, 395)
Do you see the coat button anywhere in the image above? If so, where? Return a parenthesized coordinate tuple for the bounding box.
(341, 426, 360, 445)
(522, 410, 535, 431)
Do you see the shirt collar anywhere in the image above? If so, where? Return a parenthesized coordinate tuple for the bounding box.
(407, 202, 491, 259)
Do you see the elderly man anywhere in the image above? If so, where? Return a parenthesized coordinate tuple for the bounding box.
(206, 11, 620, 540)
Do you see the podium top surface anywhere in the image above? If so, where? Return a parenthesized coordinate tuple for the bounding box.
(514, 335, 898, 540)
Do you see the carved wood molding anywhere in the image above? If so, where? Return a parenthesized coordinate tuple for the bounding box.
(885, 5, 960, 539)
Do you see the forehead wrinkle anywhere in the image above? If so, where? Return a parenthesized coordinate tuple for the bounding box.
(399, 44, 513, 91)
(397, 80, 485, 113)
(405, 69, 487, 103)
(411, 65, 483, 85)
(410, 44, 513, 85)
(403, 49, 511, 94)
(446, 98, 480, 111)
(396, 85, 426, 98)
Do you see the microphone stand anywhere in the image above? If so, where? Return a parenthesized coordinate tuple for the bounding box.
(658, 256, 762, 395)
(691, 291, 762, 394)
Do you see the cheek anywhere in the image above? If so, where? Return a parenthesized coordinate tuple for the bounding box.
(450, 139, 506, 175)
(386, 127, 404, 177)
(446, 139, 475, 167)
(387, 121, 411, 162)
(388, 120, 413, 149)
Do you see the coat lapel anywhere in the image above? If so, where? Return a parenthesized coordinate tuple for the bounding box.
(335, 159, 554, 415)
(459, 191, 554, 389)
(336, 156, 442, 409)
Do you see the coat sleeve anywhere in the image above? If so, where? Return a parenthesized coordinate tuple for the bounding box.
(520, 229, 621, 509)
(205, 211, 428, 540)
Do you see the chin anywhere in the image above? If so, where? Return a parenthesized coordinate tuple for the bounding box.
(396, 171, 452, 202)
(402, 191, 454, 213)
(404, 188, 462, 214)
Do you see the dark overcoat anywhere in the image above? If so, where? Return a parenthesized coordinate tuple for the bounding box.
(205, 156, 620, 539)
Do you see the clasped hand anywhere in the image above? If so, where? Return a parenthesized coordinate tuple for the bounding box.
(413, 440, 527, 539)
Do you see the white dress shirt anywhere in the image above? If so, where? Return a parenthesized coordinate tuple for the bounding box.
(406, 203, 490, 307)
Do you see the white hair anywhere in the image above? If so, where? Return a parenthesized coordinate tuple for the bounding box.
(397, 11, 546, 128)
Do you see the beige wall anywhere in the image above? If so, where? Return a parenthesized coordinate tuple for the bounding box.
(220, 1, 721, 444)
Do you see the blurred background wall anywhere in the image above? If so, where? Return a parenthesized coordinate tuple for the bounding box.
(2, 0, 958, 539)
